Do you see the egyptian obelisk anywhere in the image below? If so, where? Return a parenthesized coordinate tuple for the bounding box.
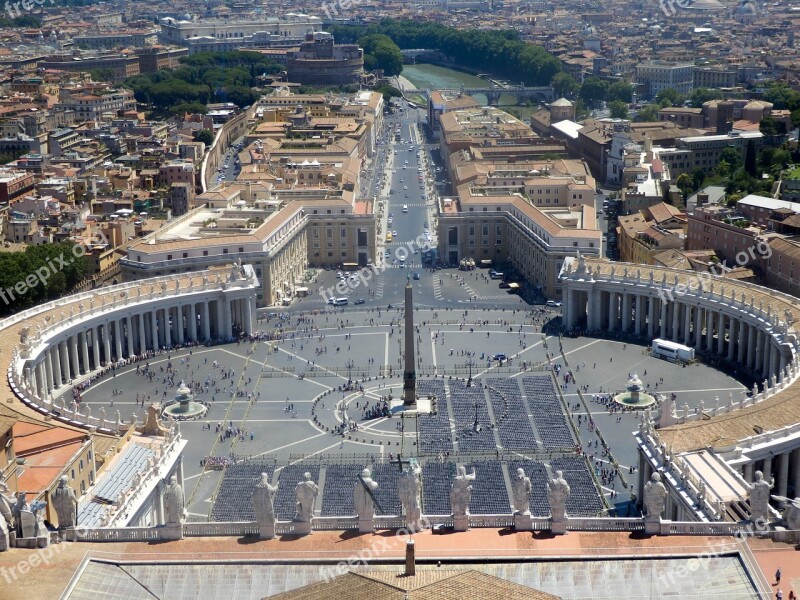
(403, 275, 416, 405)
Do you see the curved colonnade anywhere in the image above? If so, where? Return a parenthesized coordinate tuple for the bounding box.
(4, 264, 259, 434)
(560, 256, 800, 501)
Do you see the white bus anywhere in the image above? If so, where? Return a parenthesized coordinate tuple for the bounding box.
(651, 339, 694, 362)
(334, 297, 349, 306)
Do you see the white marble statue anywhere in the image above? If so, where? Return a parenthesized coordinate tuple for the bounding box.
(643, 472, 668, 520)
(512, 468, 532, 515)
(293, 472, 318, 523)
(547, 471, 571, 521)
(398, 460, 423, 530)
(354, 468, 379, 520)
(52, 475, 78, 529)
(162, 475, 186, 525)
(748, 470, 774, 524)
(252, 473, 278, 537)
(450, 465, 476, 518)
(11, 492, 30, 537)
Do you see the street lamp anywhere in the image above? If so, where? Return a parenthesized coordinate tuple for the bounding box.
(345, 359, 355, 385)
(466, 351, 475, 387)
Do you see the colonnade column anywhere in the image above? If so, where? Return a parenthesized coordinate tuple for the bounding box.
(125, 316, 134, 357)
(138, 313, 147, 354)
(92, 328, 100, 370)
(727, 318, 737, 362)
(738, 321, 747, 365)
(176, 305, 185, 345)
(164, 307, 172, 348)
(647, 297, 655, 339)
(188, 303, 198, 343)
(743, 463, 754, 483)
(608, 291, 616, 332)
(112, 319, 121, 360)
(693, 305, 702, 347)
(671, 302, 680, 342)
(622, 293, 631, 333)
(103, 323, 112, 364)
(682, 305, 691, 345)
(223, 299, 232, 339)
(747, 324, 756, 370)
(635, 295, 644, 336)
(777, 452, 790, 497)
(53, 346, 63, 387)
(59, 341, 70, 383)
(244, 298, 254, 335)
(769, 345, 779, 381)
(717, 312, 725, 355)
(706, 310, 714, 351)
(80, 331, 90, 375)
(35, 363, 45, 398)
(69, 337, 80, 379)
(792, 448, 800, 497)
(202, 302, 210, 341)
(44, 349, 54, 391)
(659, 299, 667, 339)
(762, 457, 773, 482)
(151, 309, 159, 350)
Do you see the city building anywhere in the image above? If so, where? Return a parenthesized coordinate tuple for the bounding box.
(635, 63, 695, 99)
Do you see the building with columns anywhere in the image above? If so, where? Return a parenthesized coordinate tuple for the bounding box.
(560, 255, 800, 522)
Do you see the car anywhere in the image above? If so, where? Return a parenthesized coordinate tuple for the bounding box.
(403, 186, 408, 190)
(424, 222, 429, 228)
(499, 281, 510, 289)
(354, 298, 366, 305)
(384, 250, 390, 257)
(546, 300, 562, 307)
(412, 272, 420, 280)
(327, 297, 335, 304)
(598, 210, 604, 215)
(492, 353, 507, 361)
(392, 230, 397, 236)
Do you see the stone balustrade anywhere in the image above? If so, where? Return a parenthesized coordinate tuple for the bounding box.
(71, 514, 761, 541)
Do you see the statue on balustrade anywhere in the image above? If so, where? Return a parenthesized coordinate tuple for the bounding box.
(162, 475, 186, 525)
(748, 470, 774, 524)
(547, 471, 571, 521)
(252, 473, 278, 538)
(0, 481, 14, 532)
(512, 468, 532, 515)
(643, 472, 667, 520)
(450, 465, 476, 518)
(11, 492, 30, 537)
(398, 460, 423, 530)
(293, 472, 318, 523)
(354, 468, 379, 521)
(52, 475, 78, 529)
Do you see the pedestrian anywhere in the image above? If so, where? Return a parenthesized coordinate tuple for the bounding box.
(777, 567, 782, 584)
(777, 590, 783, 600)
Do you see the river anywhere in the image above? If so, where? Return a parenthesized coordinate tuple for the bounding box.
(400, 63, 539, 117)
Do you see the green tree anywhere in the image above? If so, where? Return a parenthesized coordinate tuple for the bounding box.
(359, 34, 403, 76)
(607, 81, 633, 103)
(744, 140, 757, 177)
(194, 129, 214, 145)
(579, 77, 609, 107)
(608, 100, 629, 119)
(690, 167, 706, 191)
(655, 88, 684, 107)
(759, 116, 787, 137)
(634, 104, 659, 122)
(720, 147, 742, 172)
(688, 87, 722, 108)
(676, 172, 693, 198)
(551, 72, 580, 99)
(715, 159, 731, 179)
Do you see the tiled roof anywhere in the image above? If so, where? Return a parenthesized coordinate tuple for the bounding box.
(266, 569, 561, 600)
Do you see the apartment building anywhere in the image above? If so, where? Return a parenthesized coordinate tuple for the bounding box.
(635, 62, 695, 99)
(657, 131, 764, 177)
(686, 203, 767, 271)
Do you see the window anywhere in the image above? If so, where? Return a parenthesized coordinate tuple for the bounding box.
(469, 226, 475, 236)
(223, 249, 228, 254)
(167, 254, 172, 260)
(340, 228, 346, 237)
(203, 250, 208, 256)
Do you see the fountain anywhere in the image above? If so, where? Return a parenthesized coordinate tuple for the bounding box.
(162, 381, 207, 420)
(613, 373, 657, 409)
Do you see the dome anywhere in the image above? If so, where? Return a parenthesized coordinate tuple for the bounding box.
(551, 98, 573, 107)
(736, 2, 757, 14)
